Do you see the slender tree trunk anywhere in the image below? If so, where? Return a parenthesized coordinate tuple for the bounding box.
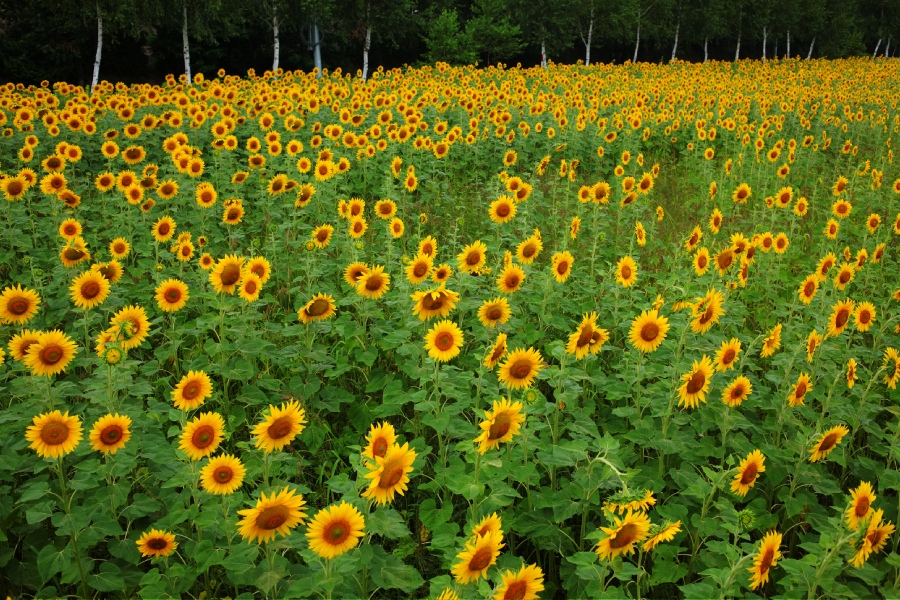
(873, 38, 882, 57)
(671, 20, 680, 62)
(312, 24, 323, 77)
(704, 37, 709, 62)
(786, 30, 790, 58)
(362, 26, 371, 81)
(633, 20, 641, 63)
(735, 30, 741, 61)
(91, 2, 103, 92)
(584, 18, 593, 66)
(885, 36, 891, 57)
(182, 0, 192, 83)
(762, 26, 767, 62)
(272, 2, 280, 71)
(807, 37, 815, 59)
(541, 40, 547, 67)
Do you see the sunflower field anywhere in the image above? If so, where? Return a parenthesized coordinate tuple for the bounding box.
(1, 57, 899, 599)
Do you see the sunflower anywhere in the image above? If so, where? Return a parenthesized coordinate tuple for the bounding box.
(489, 196, 517, 224)
(614, 256, 638, 288)
(594, 509, 652, 561)
(493, 264, 523, 294)
(474, 398, 525, 454)
(832, 198, 852, 218)
(93, 260, 123, 284)
(25, 409, 83, 459)
(493, 563, 544, 600)
(199, 253, 214, 270)
(136, 529, 178, 559)
(826, 299, 855, 338)
(86, 412, 132, 454)
(58, 218, 82, 241)
(425, 320, 464, 362)
(69, 270, 111, 311)
(628, 309, 669, 353)
(677, 355, 714, 409)
(747, 531, 782, 590)
(566, 312, 609, 359)
(797, 274, 819, 304)
(311, 224, 334, 248)
(237, 487, 308, 544)
(483, 333, 508, 369)
(833, 262, 855, 291)
(806, 330, 823, 363)
(844, 481, 876, 531)
(362, 421, 397, 464)
(472, 512, 504, 541)
(179, 411, 225, 461)
(690, 288, 725, 334)
(347, 216, 368, 239)
(551, 251, 574, 283)
(1, 175, 28, 201)
(684, 226, 703, 253)
(693, 247, 710, 276)
(824, 218, 839, 239)
(153, 279, 189, 313)
(210, 254, 245, 295)
(361, 441, 417, 505)
(411, 286, 459, 321)
(406, 253, 434, 285)
(516, 235, 542, 265)
(786, 372, 813, 408)
(642, 521, 682, 553)
(849, 509, 896, 568)
(714, 338, 741, 372)
(452, 530, 503, 584)
(343, 262, 370, 287)
(39, 172, 67, 195)
(730, 449, 765, 496)
(883, 348, 900, 389)
(356, 265, 390, 300)
(809, 424, 850, 462)
(591, 181, 611, 204)
(0, 284, 41, 324)
(497, 347, 544, 390)
(151, 216, 176, 243)
(760, 323, 783, 357)
(24, 330, 78, 377)
(107, 305, 151, 351)
(722, 375, 752, 407)
(222, 203, 245, 225)
(853, 302, 875, 332)
(305, 501, 366, 559)
(251, 399, 307, 453)
(200, 454, 246, 495)
(458, 240, 488, 274)
(297, 293, 336, 324)
(714, 247, 735, 274)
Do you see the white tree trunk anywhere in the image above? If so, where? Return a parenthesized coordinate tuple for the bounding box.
(362, 26, 371, 81)
(704, 37, 709, 62)
(272, 2, 280, 71)
(885, 36, 891, 57)
(807, 37, 815, 59)
(91, 2, 103, 92)
(671, 21, 679, 62)
(633, 21, 641, 63)
(873, 38, 882, 57)
(182, 1, 192, 83)
(762, 26, 767, 62)
(786, 30, 790, 58)
(735, 30, 741, 61)
(541, 40, 547, 67)
(585, 18, 593, 66)
(312, 24, 323, 77)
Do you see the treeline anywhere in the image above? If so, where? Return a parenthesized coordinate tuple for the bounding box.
(0, 0, 898, 85)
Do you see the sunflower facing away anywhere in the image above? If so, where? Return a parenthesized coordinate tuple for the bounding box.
(361, 442, 416, 506)
(594, 509, 652, 561)
(642, 521, 683, 552)
(748, 530, 782, 590)
(425, 319, 464, 362)
(731, 449, 765, 496)
(88, 413, 132, 454)
(452, 530, 503, 584)
(136, 529, 178, 559)
(237, 486, 307, 544)
(24, 329, 78, 377)
(844, 481, 876, 531)
(305, 500, 366, 559)
(0, 284, 41, 324)
(298, 293, 337, 324)
(200, 453, 246, 495)
(474, 398, 525, 455)
(628, 309, 670, 353)
(809, 424, 850, 462)
(497, 347, 544, 390)
(171, 370, 213, 411)
(26, 409, 83, 459)
(179, 411, 225, 461)
(493, 563, 545, 600)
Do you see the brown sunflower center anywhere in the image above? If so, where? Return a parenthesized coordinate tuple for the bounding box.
(40, 421, 70, 445)
(835, 309, 850, 328)
(316, 229, 330, 242)
(305, 299, 330, 317)
(718, 252, 734, 269)
(839, 271, 851, 284)
(577, 325, 594, 348)
(191, 425, 216, 449)
(522, 244, 536, 258)
(182, 381, 202, 400)
(378, 461, 405, 489)
(100, 424, 123, 444)
(488, 412, 512, 440)
(413, 263, 428, 277)
(740, 462, 758, 484)
(466, 251, 482, 266)
(689, 233, 698, 246)
(64, 248, 85, 261)
(267, 416, 294, 440)
(434, 331, 455, 351)
(113, 243, 127, 255)
(640, 323, 659, 343)
(556, 261, 569, 275)
(818, 433, 838, 453)
(855, 497, 870, 517)
(467, 547, 493, 571)
(227, 209, 240, 221)
(421, 294, 445, 312)
(804, 282, 815, 296)
(244, 280, 258, 295)
(610, 523, 639, 549)
(214, 466, 234, 483)
(365, 276, 384, 292)
(795, 381, 807, 399)
(858, 310, 871, 324)
(722, 349, 736, 365)
(7, 181, 23, 195)
(509, 359, 534, 380)
(621, 265, 632, 279)
(489, 344, 505, 363)
(325, 520, 351, 544)
(422, 244, 434, 256)
(40, 344, 64, 365)
(504, 580, 528, 600)
(146, 538, 169, 550)
(697, 255, 708, 268)
(81, 281, 101, 299)
(759, 548, 774, 573)
(698, 306, 714, 325)
(372, 437, 388, 458)
(731, 385, 746, 400)
(504, 273, 520, 288)
(496, 203, 510, 217)
(165, 288, 182, 303)
(256, 505, 289, 530)
(685, 371, 706, 395)
(9, 297, 29, 315)
(221, 264, 241, 286)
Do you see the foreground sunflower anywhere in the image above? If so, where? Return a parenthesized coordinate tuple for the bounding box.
(24, 329, 78, 377)
(677, 355, 714, 409)
(155, 279, 190, 313)
(424, 319, 464, 362)
(492, 563, 545, 600)
(594, 509, 652, 561)
(474, 398, 525, 454)
(179, 411, 225, 461)
(200, 454, 246, 495)
(809, 424, 850, 462)
(171, 370, 213, 411)
(452, 530, 503, 584)
(297, 293, 337, 324)
(748, 531, 782, 590)
(497, 347, 544, 390)
(305, 501, 366, 559)
(0, 284, 41, 324)
(722, 375, 752, 407)
(252, 399, 307, 453)
(411, 286, 459, 320)
(731, 449, 765, 496)
(361, 442, 416, 505)
(237, 487, 307, 544)
(642, 521, 683, 552)
(844, 481, 876, 531)
(457, 240, 488, 273)
(628, 309, 670, 353)
(25, 410, 83, 459)
(478, 297, 511, 328)
(209, 254, 245, 295)
(88, 413, 132, 454)
(356, 265, 390, 299)
(109, 305, 151, 350)
(136, 529, 178, 559)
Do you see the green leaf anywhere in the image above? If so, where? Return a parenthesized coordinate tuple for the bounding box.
(367, 508, 410, 540)
(37, 544, 70, 582)
(89, 562, 126, 592)
(370, 554, 424, 592)
(26, 500, 56, 524)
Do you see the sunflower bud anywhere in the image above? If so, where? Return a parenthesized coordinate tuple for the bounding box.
(738, 509, 755, 532)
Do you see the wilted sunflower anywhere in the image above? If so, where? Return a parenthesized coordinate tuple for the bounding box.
(210, 254, 245, 295)
(722, 375, 752, 407)
(305, 501, 366, 559)
(356, 265, 390, 299)
(0, 284, 41, 324)
(844, 481, 876, 531)
(458, 240, 488, 273)
(473, 397, 525, 454)
(24, 329, 78, 377)
(89, 413, 132, 454)
(237, 487, 307, 544)
(787, 372, 812, 407)
(362, 441, 416, 505)
(594, 509, 652, 561)
(25, 409, 83, 459)
(497, 347, 544, 390)
(493, 563, 545, 600)
(731, 449, 765, 496)
(628, 309, 669, 353)
(809, 424, 850, 462)
(136, 529, 178, 559)
(551, 251, 574, 283)
(566, 312, 609, 359)
(179, 411, 225, 461)
(200, 454, 246, 495)
(69, 269, 111, 310)
(252, 399, 307, 453)
(451, 530, 503, 584)
(424, 320, 464, 362)
(298, 293, 336, 324)
(677, 355, 714, 409)
(849, 509, 895, 568)
(747, 531, 782, 590)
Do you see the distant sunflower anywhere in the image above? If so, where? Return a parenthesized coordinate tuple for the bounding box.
(714, 247, 735, 274)
(251, 399, 307, 453)
(797, 274, 819, 304)
(594, 510, 651, 561)
(24, 329, 78, 377)
(833, 262, 855, 290)
(88, 413, 132, 455)
(374, 199, 397, 220)
(356, 265, 390, 299)
(136, 529, 178, 559)
(844, 481, 876, 531)
(628, 309, 669, 353)
(516, 236, 542, 265)
(311, 224, 334, 248)
(179, 411, 225, 461)
(677, 355, 714, 409)
(406, 253, 434, 285)
(615, 256, 637, 288)
(693, 247, 710, 276)
(171, 370, 213, 411)
(747, 531, 782, 590)
(458, 240, 488, 274)
(714, 338, 741, 372)
(690, 288, 725, 334)
(478, 297, 511, 328)
(474, 397, 525, 454)
(496, 264, 526, 294)
(298, 293, 336, 324)
(348, 216, 368, 238)
(237, 487, 307, 544)
(0, 284, 41, 324)
(155, 279, 189, 313)
(759, 323, 782, 357)
(424, 320, 464, 362)
(151, 216, 176, 243)
(832, 198, 852, 218)
(343, 262, 370, 287)
(685, 226, 703, 253)
(826, 299, 855, 338)
(853, 302, 875, 332)
(809, 424, 850, 462)
(210, 254, 245, 295)
(731, 449, 765, 496)
(452, 530, 503, 584)
(200, 454, 246, 495)
(566, 312, 609, 359)
(25, 409, 83, 458)
(489, 196, 517, 224)
(58, 218, 82, 241)
(69, 270, 111, 310)
(305, 501, 366, 560)
(362, 442, 416, 505)
(493, 563, 544, 600)
(551, 251, 574, 283)
(497, 347, 544, 390)
(722, 375, 752, 407)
